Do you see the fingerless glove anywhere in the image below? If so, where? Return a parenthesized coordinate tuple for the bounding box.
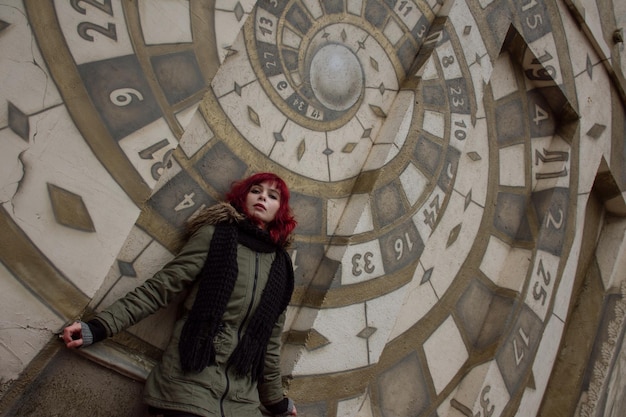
(265, 398, 295, 416)
(81, 319, 107, 347)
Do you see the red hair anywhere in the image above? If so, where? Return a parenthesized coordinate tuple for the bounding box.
(226, 172, 297, 245)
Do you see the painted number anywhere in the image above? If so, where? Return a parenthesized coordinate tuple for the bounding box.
(532, 104, 550, 125)
(263, 51, 277, 69)
(394, 232, 414, 260)
(77, 21, 116, 42)
(71, 0, 117, 42)
(545, 208, 564, 229)
(535, 148, 569, 180)
(352, 252, 375, 276)
(512, 326, 530, 366)
(258, 16, 274, 37)
(525, 51, 556, 81)
(416, 25, 427, 38)
(449, 86, 465, 108)
(397, 1, 413, 17)
(532, 258, 551, 306)
(521, 0, 544, 30)
(292, 97, 306, 112)
(454, 119, 467, 141)
(423, 30, 443, 47)
(174, 193, 195, 212)
(450, 385, 495, 417)
(138, 138, 173, 181)
(442, 55, 455, 68)
(110, 88, 144, 107)
(422, 194, 440, 231)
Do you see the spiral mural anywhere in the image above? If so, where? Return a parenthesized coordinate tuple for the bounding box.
(1, 0, 626, 416)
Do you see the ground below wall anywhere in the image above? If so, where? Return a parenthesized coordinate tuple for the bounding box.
(1, 347, 149, 417)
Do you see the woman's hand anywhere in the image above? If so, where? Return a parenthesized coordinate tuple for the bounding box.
(283, 399, 297, 416)
(61, 321, 87, 349)
(266, 398, 297, 416)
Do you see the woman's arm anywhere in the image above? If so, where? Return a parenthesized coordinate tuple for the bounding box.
(64, 225, 214, 344)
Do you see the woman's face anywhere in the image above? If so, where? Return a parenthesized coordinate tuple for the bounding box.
(245, 181, 281, 228)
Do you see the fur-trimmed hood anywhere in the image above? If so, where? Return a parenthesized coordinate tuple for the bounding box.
(186, 202, 244, 236)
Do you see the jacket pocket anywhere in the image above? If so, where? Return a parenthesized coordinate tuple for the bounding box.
(161, 320, 216, 389)
(234, 387, 260, 404)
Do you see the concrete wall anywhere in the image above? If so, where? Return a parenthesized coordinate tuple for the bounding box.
(1, 0, 626, 416)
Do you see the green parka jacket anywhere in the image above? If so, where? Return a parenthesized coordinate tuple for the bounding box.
(92, 204, 291, 417)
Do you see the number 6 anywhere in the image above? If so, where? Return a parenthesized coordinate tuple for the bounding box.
(110, 88, 144, 107)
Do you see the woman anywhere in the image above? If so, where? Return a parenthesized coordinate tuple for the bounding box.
(62, 172, 298, 417)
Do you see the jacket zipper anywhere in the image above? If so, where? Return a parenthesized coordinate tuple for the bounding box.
(219, 252, 260, 417)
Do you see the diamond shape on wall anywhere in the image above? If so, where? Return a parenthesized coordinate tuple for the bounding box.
(447, 224, 461, 248)
(47, 183, 95, 232)
(586, 123, 606, 139)
(284, 328, 331, 351)
(358, 326, 377, 340)
(8, 102, 29, 141)
(118, 259, 137, 277)
(306, 329, 331, 351)
(234, 2, 244, 21)
(248, 106, 260, 126)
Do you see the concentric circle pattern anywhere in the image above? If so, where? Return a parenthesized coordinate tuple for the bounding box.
(3, 0, 624, 416)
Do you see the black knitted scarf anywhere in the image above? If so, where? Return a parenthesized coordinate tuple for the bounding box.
(178, 218, 294, 381)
